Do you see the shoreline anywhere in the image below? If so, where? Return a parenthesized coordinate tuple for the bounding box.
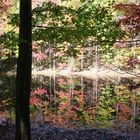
(32, 67, 140, 79)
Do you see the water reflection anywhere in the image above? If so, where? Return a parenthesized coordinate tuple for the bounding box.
(30, 75, 140, 133)
(0, 75, 140, 134)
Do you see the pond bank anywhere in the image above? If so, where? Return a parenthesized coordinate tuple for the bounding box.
(1, 123, 140, 140)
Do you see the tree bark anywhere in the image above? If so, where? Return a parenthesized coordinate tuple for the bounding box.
(15, 0, 32, 139)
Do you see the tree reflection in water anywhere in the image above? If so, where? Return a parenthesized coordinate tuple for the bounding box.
(0, 75, 140, 134)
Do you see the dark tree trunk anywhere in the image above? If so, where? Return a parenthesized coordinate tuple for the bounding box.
(15, 0, 32, 139)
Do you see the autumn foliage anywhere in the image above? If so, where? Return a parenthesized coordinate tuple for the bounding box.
(115, 3, 140, 34)
(0, 0, 11, 13)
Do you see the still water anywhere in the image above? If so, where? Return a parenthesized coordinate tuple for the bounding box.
(0, 75, 140, 134)
(31, 75, 140, 133)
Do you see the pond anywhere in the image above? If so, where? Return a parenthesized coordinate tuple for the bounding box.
(0, 74, 140, 135)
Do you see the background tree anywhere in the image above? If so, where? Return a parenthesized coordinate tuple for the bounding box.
(0, 0, 11, 13)
(115, 3, 140, 37)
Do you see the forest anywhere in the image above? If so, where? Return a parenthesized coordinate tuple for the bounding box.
(0, 0, 140, 140)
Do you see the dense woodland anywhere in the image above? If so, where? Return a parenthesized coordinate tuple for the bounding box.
(0, 0, 140, 140)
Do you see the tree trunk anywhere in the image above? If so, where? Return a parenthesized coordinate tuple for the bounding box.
(15, 0, 32, 139)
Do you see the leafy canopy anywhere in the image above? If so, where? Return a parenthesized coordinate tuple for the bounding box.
(1, 1, 124, 53)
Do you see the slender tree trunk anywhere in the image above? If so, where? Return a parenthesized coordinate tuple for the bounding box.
(15, 0, 32, 139)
